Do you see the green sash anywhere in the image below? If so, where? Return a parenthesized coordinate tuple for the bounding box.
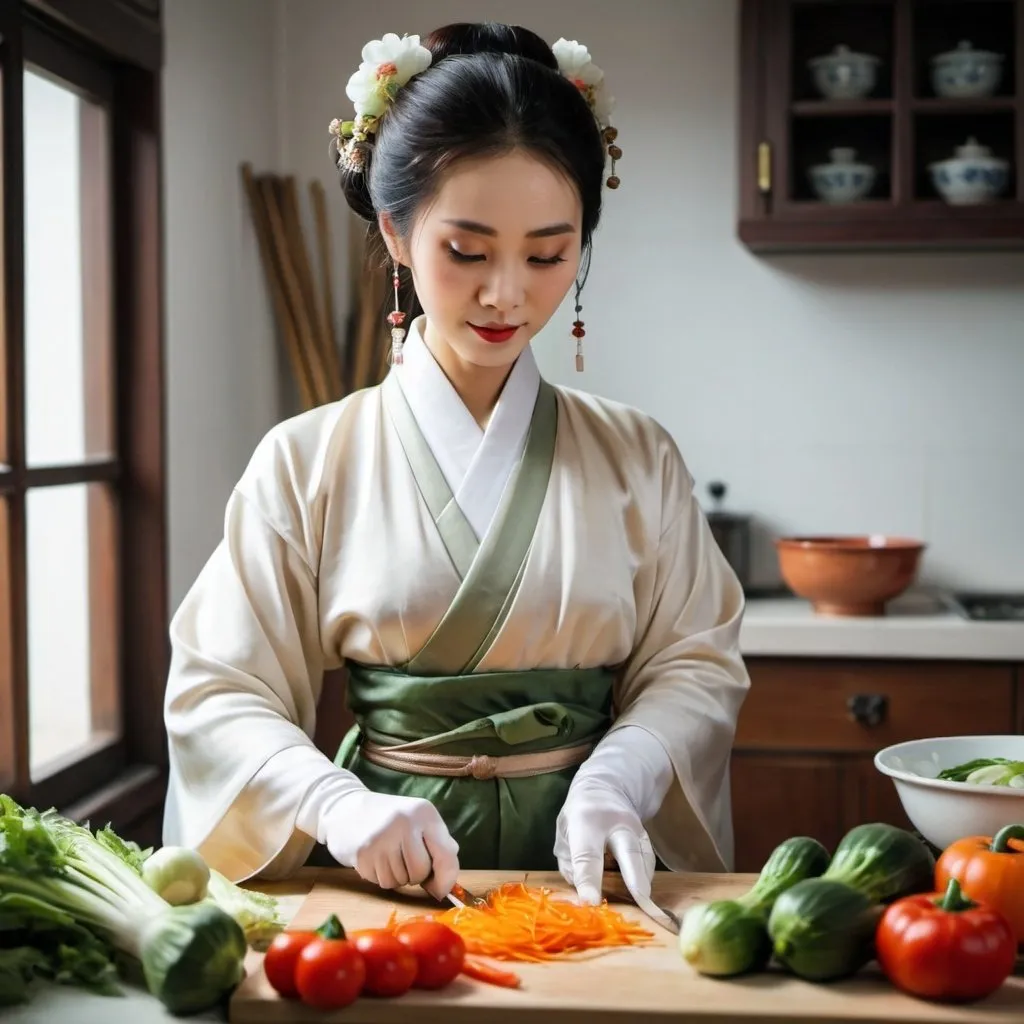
(335, 374, 614, 869)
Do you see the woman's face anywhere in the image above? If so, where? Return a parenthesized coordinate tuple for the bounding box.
(383, 149, 583, 373)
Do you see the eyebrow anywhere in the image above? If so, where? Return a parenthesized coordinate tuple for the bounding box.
(442, 218, 576, 239)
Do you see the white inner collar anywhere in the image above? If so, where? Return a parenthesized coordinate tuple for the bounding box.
(395, 316, 541, 541)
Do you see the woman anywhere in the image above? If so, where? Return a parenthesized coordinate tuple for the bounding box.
(163, 22, 750, 912)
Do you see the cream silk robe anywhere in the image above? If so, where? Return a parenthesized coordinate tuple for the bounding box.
(163, 317, 751, 883)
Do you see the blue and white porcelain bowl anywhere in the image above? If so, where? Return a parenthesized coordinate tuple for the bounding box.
(809, 147, 876, 203)
(930, 137, 1009, 205)
(809, 44, 880, 100)
(931, 40, 1004, 98)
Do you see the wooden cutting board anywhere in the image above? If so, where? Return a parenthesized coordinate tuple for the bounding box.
(229, 869, 1024, 1023)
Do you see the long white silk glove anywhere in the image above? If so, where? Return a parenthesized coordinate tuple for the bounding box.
(296, 770, 460, 902)
(554, 726, 674, 907)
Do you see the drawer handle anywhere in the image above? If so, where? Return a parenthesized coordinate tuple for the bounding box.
(847, 693, 888, 728)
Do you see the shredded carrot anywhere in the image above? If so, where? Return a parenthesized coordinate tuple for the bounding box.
(461, 956, 521, 988)
(387, 881, 654, 963)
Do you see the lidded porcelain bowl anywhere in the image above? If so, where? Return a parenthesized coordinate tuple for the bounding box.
(930, 137, 1009, 205)
(931, 40, 1004, 98)
(808, 44, 880, 100)
(809, 147, 876, 203)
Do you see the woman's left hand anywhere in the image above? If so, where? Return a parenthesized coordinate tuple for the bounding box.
(554, 778, 656, 907)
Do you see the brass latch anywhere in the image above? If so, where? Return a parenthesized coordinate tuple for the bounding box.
(757, 141, 772, 194)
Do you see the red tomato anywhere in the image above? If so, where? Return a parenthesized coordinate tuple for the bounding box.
(394, 920, 466, 990)
(263, 930, 317, 998)
(350, 929, 418, 997)
(876, 879, 1017, 1003)
(294, 936, 366, 1010)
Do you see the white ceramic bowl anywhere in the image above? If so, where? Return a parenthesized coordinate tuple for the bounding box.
(875, 735, 1024, 852)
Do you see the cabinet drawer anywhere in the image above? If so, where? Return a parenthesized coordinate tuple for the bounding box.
(735, 660, 1015, 753)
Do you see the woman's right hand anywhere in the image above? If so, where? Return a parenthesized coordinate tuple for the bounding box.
(321, 791, 460, 901)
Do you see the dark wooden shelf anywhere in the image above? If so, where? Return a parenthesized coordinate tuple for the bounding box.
(738, 0, 1024, 252)
(908, 199, 1022, 215)
(739, 206, 1024, 251)
(912, 96, 1018, 114)
(792, 99, 895, 117)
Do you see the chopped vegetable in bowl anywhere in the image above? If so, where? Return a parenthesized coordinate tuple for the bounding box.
(874, 736, 1024, 852)
(936, 758, 1024, 788)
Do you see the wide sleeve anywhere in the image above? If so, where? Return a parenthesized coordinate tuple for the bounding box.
(162, 485, 344, 882)
(609, 444, 751, 873)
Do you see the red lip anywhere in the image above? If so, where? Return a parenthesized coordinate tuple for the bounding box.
(469, 322, 521, 344)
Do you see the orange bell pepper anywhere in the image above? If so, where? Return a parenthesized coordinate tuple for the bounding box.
(935, 824, 1024, 944)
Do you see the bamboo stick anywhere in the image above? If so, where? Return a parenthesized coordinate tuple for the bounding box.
(281, 176, 337, 400)
(239, 163, 317, 411)
(309, 180, 343, 395)
(351, 252, 386, 392)
(260, 175, 332, 407)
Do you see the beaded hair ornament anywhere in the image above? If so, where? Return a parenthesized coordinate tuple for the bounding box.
(328, 33, 620, 371)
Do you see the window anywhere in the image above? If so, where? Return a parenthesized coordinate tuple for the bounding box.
(1, 3, 167, 844)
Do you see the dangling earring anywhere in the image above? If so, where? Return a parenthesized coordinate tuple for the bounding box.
(387, 260, 407, 365)
(571, 281, 585, 373)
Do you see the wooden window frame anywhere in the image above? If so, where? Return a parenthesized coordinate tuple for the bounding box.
(0, 1, 167, 840)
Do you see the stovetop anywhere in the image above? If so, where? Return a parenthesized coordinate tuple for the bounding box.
(948, 593, 1024, 622)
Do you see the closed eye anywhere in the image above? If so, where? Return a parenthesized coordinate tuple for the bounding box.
(445, 246, 566, 266)
(446, 246, 485, 263)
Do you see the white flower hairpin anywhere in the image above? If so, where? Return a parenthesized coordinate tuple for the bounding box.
(552, 37, 621, 189)
(329, 33, 432, 171)
(329, 31, 621, 187)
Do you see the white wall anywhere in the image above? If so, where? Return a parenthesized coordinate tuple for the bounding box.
(276, 0, 1024, 591)
(163, 0, 288, 609)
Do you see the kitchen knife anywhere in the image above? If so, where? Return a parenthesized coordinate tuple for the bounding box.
(423, 873, 486, 910)
(631, 890, 682, 935)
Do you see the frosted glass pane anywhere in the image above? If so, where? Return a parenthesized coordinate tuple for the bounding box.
(24, 70, 114, 467)
(27, 484, 119, 775)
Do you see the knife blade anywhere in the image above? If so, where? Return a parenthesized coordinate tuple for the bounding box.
(448, 881, 488, 908)
(423, 873, 486, 910)
(631, 891, 682, 935)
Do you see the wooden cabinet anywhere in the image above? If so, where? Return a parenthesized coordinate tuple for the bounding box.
(738, 0, 1024, 251)
(26, 0, 162, 69)
(730, 658, 1018, 871)
(731, 753, 848, 868)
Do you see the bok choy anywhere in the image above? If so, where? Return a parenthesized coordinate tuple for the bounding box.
(89, 820, 284, 951)
(0, 794, 247, 1014)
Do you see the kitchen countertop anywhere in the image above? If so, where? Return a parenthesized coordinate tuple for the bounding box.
(740, 590, 1024, 661)
(10, 868, 1024, 1022)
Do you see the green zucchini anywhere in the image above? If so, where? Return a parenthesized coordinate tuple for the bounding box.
(765, 823, 935, 982)
(735, 835, 832, 912)
(679, 836, 830, 977)
(679, 901, 771, 977)
(820, 822, 935, 903)
(768, 879, 881, 981)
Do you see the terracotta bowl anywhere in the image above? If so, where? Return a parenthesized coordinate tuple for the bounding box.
(774, 535, 926, 617)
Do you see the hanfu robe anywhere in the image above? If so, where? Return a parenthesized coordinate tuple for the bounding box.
(163, 317, 751, 883)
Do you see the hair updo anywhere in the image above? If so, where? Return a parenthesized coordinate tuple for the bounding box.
(336, 22, 607, 266)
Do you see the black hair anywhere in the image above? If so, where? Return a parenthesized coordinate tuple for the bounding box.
(336, 22, 606, 272)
